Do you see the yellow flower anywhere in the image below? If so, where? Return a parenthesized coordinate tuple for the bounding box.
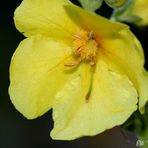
(9, 0, 148, 140)
(111, 0, 148, 26)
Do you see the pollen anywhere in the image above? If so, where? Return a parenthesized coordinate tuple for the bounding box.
(64, 30, 99, 67)
(73, 30, 99, 66)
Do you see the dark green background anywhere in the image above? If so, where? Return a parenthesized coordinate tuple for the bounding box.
(0, 0, 147, 148)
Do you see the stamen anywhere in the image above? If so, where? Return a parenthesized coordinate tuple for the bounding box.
(73, 34, 81, 39)
(71, 30, 99, 67)
(75, 47, 83, 55)
(88, 31, 94, 39)
(90, 61, 96, 67)
(64, 61, 80, 67)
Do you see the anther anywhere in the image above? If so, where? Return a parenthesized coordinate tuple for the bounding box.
(64, 61, 80, 67)
(73, 34, 81, 39)
(88, 31, 94, 39)
(90, 61, 96, 66)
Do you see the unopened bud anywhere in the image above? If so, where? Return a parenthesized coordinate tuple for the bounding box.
(104, 0, 128, 8)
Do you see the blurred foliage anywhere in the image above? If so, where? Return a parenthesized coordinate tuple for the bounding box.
(78, 0, 130, 11)
(111, 0, 148, 26)
(123, 104, 148, 147)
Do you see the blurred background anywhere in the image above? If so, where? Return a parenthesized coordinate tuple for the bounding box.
(0, 0, 147, 148)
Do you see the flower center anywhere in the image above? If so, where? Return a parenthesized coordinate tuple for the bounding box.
(65, 30, 99, 67)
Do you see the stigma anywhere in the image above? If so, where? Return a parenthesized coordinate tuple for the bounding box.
(64, 30, 99, 67)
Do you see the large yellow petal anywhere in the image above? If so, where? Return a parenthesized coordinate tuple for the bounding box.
(9, 35, 75, 119)
(100, 28, 148, 113)
(66, 2, 128, 38)
(14, 0, 81, 42)
(51, 60, 137, 140)
(14, 0, 128, 41)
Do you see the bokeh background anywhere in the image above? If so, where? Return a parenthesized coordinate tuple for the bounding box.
(0, 0, 147, 148)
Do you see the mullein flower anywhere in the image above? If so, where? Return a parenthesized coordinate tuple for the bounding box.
(111, 0, 148, 26)
(9, 0, 148, 140)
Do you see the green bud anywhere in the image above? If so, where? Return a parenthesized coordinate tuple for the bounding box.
(104, 0, 128, 8)
(78, 0, 103, 12)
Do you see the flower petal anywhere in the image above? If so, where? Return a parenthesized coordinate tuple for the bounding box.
(51, 60, 137, 140)
(9, 35, 75, 119)
(14, 0, 128, 41)
(67, 2, 128, 38)
(14, 0, 80, 42)
(100, 28, 148, 113)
